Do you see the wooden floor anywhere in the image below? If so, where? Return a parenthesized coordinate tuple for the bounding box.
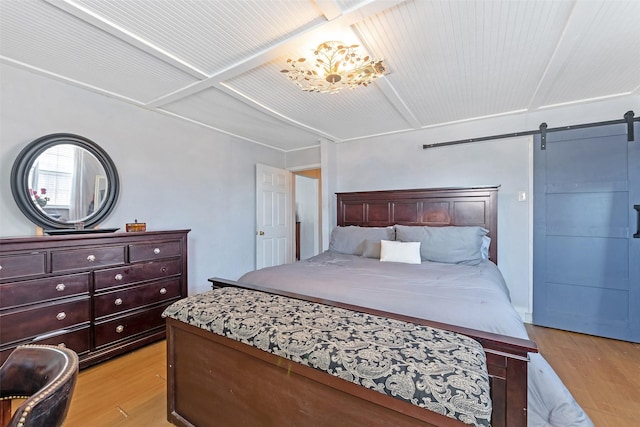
(64, 341, 172, 427)
(53, 325, 640, 426)
(525, 324, 640, 427)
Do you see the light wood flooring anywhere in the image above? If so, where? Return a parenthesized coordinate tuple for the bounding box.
(53, 325, 639, 426)
(525, 324, 640, 427)
(63, 341, 172, 427)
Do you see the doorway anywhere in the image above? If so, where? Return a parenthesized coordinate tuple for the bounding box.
(294, 169, 321, 260)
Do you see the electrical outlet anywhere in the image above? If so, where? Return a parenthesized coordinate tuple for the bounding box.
(518, 191, 527, 202)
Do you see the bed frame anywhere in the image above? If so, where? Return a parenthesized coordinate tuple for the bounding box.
(167, 186, 537, 427)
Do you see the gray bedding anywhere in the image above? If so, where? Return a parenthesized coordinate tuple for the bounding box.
(239, 251, 594, 427)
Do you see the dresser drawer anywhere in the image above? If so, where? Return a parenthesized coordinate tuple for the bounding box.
(94, 258, 182, 290)
(51, 245, 125, 272)
(0, 326, 91, 366)
(0, 229, 189, 368)
(0, 273, 90, 309)
(129, 240, 181, 262)
(32, 326, 91, 354)
(0, 252, 46, 280)
(94, 303, 172, 348)
(94, 278, 182, 319)
(0, 297, 90, 345)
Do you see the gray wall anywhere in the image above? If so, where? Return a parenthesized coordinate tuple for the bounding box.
(286, 145, 320, 170)
(335, 134, 531, 317)
(0, 64, 284, 294)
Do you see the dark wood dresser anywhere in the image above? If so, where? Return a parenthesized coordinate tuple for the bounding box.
(0, 229, 189, 368)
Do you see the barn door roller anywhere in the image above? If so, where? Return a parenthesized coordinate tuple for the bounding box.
(539, 123, 548, 150)
(625, 111, 635, 142)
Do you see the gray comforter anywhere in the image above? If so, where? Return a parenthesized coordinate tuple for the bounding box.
(239, 251, 593, 427)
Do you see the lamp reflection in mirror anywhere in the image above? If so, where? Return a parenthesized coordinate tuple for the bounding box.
(281, 41, 386, 94)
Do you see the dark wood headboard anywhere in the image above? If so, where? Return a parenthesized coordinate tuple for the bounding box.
(336, 186, 499, 264)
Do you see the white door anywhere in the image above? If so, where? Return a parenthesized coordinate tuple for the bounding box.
(256, 164, 293, 269)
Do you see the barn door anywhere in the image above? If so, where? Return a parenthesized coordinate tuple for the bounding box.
(255, 164, 293, 270)
(533, 121, 639, 342)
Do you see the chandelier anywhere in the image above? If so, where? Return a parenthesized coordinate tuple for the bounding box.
(281, 41, 386, 94)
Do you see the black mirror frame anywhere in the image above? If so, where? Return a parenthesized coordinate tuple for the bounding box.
(10, 133, 120, 230)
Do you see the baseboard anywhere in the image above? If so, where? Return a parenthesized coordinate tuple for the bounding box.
(514, 305, 533, 323)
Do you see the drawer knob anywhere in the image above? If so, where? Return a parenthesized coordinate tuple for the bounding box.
(114, 298, 123, 306)
(153, 248, 161, 254)
(56, 312, 66, 321)
(115, 325, 124, 333)
(159, 287, 167, 295)
(87, 255, 96, 262)
(56, 283, 66, 292)
(115, 273, 123, 281)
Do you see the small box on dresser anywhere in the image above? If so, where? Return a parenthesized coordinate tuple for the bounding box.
(0, 229, 189, 369)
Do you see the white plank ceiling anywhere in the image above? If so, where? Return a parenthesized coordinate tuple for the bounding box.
(1, 0, 639, 151)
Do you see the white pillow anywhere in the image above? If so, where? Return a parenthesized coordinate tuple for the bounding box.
(380, 240, 421, 264)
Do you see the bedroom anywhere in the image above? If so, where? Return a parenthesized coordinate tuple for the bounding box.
(0, 0, 638, 426)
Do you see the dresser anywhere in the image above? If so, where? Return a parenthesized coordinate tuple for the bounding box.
(0, 229, 189, 368)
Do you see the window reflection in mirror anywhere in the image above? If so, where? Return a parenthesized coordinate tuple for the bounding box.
(27, 144, 108, 223)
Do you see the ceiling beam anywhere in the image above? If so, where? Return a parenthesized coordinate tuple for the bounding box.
(44, 0, 209, 79)
(146, 0, 406, 108)
(376, 78, 422, 129)
(527, 0, 601, 110)
(314, 0, 342, 20)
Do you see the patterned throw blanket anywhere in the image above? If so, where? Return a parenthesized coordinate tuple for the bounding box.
(163, 287, 492, 426)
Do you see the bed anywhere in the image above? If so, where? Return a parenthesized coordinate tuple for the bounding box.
(165, 186, 592, 427)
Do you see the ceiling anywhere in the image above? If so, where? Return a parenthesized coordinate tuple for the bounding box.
(1, 0, 639, 152)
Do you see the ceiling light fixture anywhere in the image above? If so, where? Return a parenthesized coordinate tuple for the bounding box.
(281, 41, 386, 94)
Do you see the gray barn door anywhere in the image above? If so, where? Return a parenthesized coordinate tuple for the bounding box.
(533, 121, 639, 342)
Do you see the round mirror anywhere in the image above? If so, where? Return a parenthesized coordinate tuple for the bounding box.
(10, 133, 120, 231)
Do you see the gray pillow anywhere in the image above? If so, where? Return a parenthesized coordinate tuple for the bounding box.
(395, 225, 488, 265)
(329, 226, 395, 255)
(361, 239, 382, 259)
(481, 236, 491, 260)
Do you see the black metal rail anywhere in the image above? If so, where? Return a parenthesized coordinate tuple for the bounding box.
(423, 110, 638, 150)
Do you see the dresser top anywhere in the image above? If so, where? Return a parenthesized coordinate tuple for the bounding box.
(0, 230, 191, 251)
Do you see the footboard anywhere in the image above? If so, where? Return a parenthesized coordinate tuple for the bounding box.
(168, 317, 470, 427)
(166, 279, 537, 427)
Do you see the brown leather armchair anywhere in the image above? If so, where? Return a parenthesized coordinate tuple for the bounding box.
(0, 344, 79, 427)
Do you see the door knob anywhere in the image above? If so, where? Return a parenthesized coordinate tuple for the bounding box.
(258, 231, 265, 235)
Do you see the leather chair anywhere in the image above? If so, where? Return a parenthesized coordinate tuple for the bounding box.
(0, 344, 79, 427)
